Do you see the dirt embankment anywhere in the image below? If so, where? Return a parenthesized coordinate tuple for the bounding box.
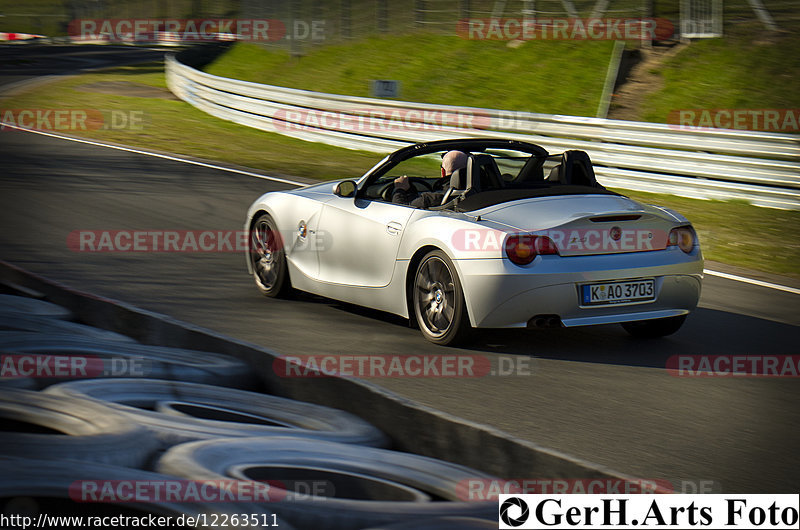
(608, 43, 686, 121)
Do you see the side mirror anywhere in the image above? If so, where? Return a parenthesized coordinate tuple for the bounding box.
(333, 180, 357, 198)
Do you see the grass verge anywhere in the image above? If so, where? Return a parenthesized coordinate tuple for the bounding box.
(2, 61, 798, 278)
(1, 62, 379, 180)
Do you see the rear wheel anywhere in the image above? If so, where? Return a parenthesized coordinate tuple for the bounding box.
(413, 250, 470, 346)
(250, 214, 290, 298)
(621, 315, 686, 338)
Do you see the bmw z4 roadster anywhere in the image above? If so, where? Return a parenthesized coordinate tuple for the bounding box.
(245, 139, 703, 345)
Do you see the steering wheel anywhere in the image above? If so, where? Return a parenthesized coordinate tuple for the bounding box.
(378, 177, 434, 202)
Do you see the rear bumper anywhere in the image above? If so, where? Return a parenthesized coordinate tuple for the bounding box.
(455, 248, 703, 328)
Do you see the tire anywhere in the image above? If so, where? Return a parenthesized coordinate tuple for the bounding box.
(0, 457, 294, 529)
(45, 378, 388, 448)
(250, 213, 291, 297)
(0, 389, 158, 467)
(621, 315, 687, 338)
(0, 294, 72, 319)
(412, 250, 470, 346)
(0, 314, 136, 342)
(0, 332, 256, 389)
(157, 436, 497, 530)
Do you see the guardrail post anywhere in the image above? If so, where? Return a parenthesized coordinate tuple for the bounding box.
(341, 0, 352, 38)
(522, 0, 536, 22)
(415, 0, 426, 28)
(460, 0, 471, 19)
(289, 0, 302, 56)
(377, 0, 389, 33)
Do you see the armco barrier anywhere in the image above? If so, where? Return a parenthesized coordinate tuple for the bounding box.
(165, 53, 800, 210)
(0, 259, 637, 485)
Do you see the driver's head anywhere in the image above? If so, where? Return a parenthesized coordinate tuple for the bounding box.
(441, 150, 468, 178)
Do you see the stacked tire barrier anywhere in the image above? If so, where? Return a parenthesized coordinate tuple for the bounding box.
(0, 261, 656, 528)
(0, 294, 294, 527)
(45, 378, 389, 449)
(0, 458, 288, 528)
(0, 290, 499, 528)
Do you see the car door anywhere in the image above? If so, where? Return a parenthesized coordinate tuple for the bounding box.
(316, 195, 414, 288)
(281, 195, 325, 280)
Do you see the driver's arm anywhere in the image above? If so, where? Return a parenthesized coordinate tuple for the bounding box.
(392, 175, 419, 205)
(410, 192, 444, 209)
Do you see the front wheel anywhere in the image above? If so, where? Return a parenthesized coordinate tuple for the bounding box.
(249, 214, 290, 298)
(621, 315, 686, 338)
(412, 250, 470, 346)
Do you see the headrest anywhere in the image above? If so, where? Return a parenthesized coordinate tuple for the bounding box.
(473, 153, 500, 170)
(562, 151, 597, 186)
(546, 163, 562, 182)
(563, 150, 595, 186)
(545, 151, 597, 187)
(449, 167, 467, 190)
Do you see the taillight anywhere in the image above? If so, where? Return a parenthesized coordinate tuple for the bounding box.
(505, 234, 559, 265)
(668, 226, 695, 253)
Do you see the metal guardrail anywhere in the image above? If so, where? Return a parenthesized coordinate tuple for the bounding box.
(166, 54, 800, 209)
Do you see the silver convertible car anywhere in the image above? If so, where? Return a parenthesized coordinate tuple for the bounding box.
(245, 139, 703, 345)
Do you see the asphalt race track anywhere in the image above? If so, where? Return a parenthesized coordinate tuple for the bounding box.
(0, 44, 167, 88)
(1, 46, 799, 494)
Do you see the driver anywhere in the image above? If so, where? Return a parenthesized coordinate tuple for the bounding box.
(392, 150, 468, 208)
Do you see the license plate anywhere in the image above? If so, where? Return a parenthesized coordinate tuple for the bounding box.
(581, 279, 655, 306)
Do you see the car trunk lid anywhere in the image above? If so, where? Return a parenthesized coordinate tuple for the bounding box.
(477, 195, 676, 256)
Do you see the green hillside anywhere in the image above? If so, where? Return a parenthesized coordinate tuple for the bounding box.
(204, 37, 615, 116)
(643, 26, 800, 124)
(205, 22, 799, 123)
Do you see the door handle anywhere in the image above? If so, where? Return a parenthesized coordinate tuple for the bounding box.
(386, 221, 403, 235)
